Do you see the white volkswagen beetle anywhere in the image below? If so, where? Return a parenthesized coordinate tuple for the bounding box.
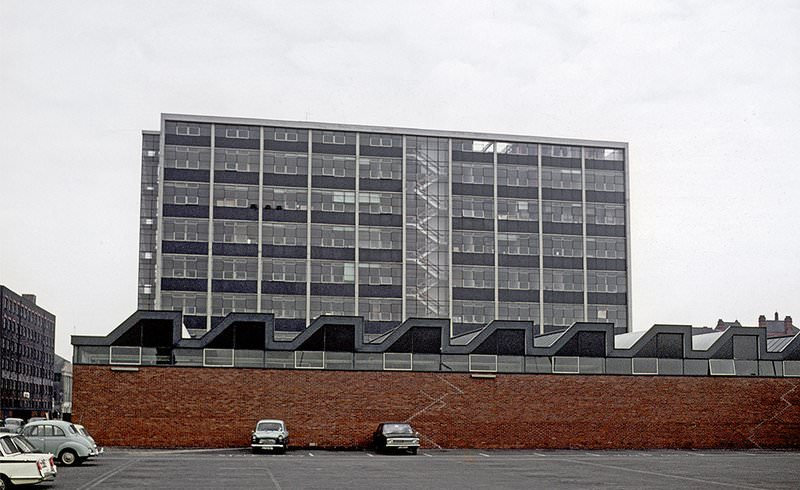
(250, 419, 289, 454)
(0, 433, 57, 488)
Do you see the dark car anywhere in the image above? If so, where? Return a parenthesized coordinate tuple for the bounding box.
(372, 422, 420, 455)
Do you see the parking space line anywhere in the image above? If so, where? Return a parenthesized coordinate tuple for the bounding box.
(264, 465, 282, 490)
(563, 458, 765, 489)
(308, 452, 314, 457)
(367, 453, 374, 457)
(479, 453, 490, 458)
(77, 458, 140, 490)
(423, 452, 432, 457)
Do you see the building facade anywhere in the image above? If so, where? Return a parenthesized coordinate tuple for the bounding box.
(0, 286, 55, 419)
(53, 355, 72, 420)
(138, 114, 630, 336)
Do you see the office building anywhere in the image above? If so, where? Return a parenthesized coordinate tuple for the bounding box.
(138, 114, 630, 336)
(0, 286, 55, 418)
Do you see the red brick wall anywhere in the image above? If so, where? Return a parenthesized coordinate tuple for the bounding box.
(72, 365, 800, 449)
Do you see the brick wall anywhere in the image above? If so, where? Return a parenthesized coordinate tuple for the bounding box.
(72, 365, 800, 449)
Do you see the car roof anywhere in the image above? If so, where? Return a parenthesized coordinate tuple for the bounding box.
(24, 420, 71, 426)
(256, 419, 284, 424)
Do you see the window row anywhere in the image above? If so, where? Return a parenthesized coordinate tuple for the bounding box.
(453, 266, 495, 288)
(161, 218, 625, 259)
(453, 300, 495, 324)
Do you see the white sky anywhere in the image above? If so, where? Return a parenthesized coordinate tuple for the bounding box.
(1, 0, 798, 359)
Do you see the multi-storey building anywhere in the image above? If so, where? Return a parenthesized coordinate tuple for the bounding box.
(0, 286, 55, 418)
(138, 114, 630, 337)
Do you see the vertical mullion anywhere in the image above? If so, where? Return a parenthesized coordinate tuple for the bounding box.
(447, 138, 454, 336)
(206, 124, 215, 331)
(306, 130, 313, 327)
(154, 118, 166, 310)
(537, 144, 544, 335)
(493, 143, 499, 320)
(256, 127, 264, 312)
(401, 135, 407, 322)
(354, 133, 360, 319)
(581, 147, 588, 321)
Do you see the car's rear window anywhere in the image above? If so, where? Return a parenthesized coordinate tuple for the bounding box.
(256, 422, 282, 431)
(12, 436, 35, 453)
(0, 437, 20, 455)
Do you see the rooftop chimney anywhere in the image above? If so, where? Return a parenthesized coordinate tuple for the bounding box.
(758, 315, 766, 328)
(786, 316, 794, 335)
(774, 312, 779, 321)
(21, 294, 36, 305)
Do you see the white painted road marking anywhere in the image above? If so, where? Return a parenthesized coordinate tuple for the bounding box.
(479, 453, 490, 458)
(564, 458, 766, 489)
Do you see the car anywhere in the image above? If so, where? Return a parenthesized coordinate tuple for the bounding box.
(250, 419, 289, 454)
(2, 419, 24, 434)
(372, 422, 420, 455)
(21, 420, 100, 466)
(0, 433, 57, 488)
(74, 424, 104, 456)
(27, 417, 47, 424)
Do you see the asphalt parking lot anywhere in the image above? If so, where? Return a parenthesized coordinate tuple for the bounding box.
(39, 448, 799, 490)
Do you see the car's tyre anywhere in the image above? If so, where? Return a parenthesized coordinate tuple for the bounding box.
(251, 447, 260, 454)
(0, 474, 11, 490)
(59, 449, 80, 466)
(411, 447, 418, 455)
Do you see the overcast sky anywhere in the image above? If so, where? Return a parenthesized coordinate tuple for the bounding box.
(1, 0, 798, 358)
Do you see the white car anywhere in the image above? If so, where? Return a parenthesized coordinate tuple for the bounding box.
(0, 433, 57, 488)
(250, 419, 289, 453)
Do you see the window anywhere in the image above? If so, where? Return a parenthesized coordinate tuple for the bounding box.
(497, 142, 534, 155)
(203, 348, 234, 367)
(312, 155, 355, 178)
(275, 130, 299, 142)
(110, 346, 142, 365)
(632, 358, 658, 375)
(311, 224, 355, 248)
(225, 128, 250, 139)
(784, 361, 800, 377)
(263, 223, 307, 246)
(359, 157, 401, 180)
(264, 151, 307, 175)
(165, 146, 210, 170)
(542, 145, 580, 158)
(369, 136, 393, 147)
(263, 259, 306, 282)
(176, 125, 200, 136)
(469, 354, 498, 373)
(0, 437, 18, 455)
(384, 352, 412, 371)
(709, 359, 735, 376)
(552, 356, 580, 374)
(459, 140, 493, 152)
(295, 351, 324, 369)
(322, 134, 346, 145)
(452, 231, 494, 253)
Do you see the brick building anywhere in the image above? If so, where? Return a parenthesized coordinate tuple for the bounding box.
(71, 312, 800, 449)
